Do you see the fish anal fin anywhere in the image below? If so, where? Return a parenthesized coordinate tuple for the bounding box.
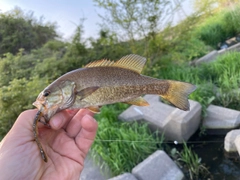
(85, 54, 147, 74)
(77, 86, 99, 100)
(124, 97, 149, 106)
(87, 106, 101, 113)
(160, 81, 196, 111)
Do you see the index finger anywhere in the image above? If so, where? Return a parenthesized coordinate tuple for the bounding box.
(66, 109, 94, 138)
(49, 109, 79, 130)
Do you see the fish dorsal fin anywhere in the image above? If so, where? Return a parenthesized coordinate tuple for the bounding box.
(85, 59, 114, 67)
(85, 54, 147, 74)
(112, 54, 146, 73)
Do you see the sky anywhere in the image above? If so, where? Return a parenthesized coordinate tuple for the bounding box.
(0, 0, 195, 41)
(0, 0, 104, 40)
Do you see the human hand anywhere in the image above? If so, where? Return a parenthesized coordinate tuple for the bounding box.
(0, 109, 98, 180)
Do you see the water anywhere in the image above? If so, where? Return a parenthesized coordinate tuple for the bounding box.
(187, 131, 240, 180)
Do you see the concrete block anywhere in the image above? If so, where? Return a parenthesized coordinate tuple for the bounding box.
(119, 95, 201, 142)
(132, 150, 184, 180)
(80, 152, 112, 180)
(228, 42, 240, 52)
(224, 130, 240, 152)
(203, 105, 240, 129)
(218, 43, 240, 56)
(234, 135, 240, 156)
(194, 50, 218, 65)
(108, 173, 137, 180)
(192, 43, 240, 66)
(217, 48, 227, 55)
(119, 95, 175, 129)
(163, 100, 202, 142)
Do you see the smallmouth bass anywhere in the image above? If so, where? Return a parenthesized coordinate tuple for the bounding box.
(33, 54, 196, 162)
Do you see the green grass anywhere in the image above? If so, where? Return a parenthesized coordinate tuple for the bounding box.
(171, 142, 210, 180)
(194, 5, 240, 48)
(91, 104, 164, 175)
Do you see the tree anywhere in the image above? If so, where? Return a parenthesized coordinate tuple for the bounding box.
(94, 0, 176, 39)
(0, 7, 57, 56)
(93, 0, 183, 59)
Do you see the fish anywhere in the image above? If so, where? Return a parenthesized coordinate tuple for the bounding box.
(33, 54, 196, 162)
(33, 54, 196, 122)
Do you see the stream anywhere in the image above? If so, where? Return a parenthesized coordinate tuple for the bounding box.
(184, 130, 240, 179)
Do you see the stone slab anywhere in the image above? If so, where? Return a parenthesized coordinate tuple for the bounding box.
(203, 105, 240, 129)
(194, 50, 218, 65)
(234, 135, 240, 156)
(192, 43, 240, 66)
(163, 100, 202, 142)
(132, 150, 184, 180)
(224, 130, 240, 152)
(108, 173, 138, 180)
(228, 42, 240, 52)
(218, 43, 240, 55)
(119, 95, 175, 129)
(119, 95, 201, 142)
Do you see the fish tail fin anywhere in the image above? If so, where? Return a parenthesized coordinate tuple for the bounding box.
(160, 81, 196, 111)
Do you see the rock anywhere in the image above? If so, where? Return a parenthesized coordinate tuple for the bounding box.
(224, 130, 240, 152)
(132, 150, 184, 180)
(80, 152, 112, 180)
(163, 100, 202, 142)
(227, 42, 240, 52)
(119, 95, 174, 125)
(119, 95, 201, 142)
(191, 43, 240, 66)
(218, 48, 227, 55)
(218, 43, 240, 55)
(108, 173, 138, 180)
(234, 135, 240, 156)
(203, 105, 240, 129)
(193, 50, 218, 66)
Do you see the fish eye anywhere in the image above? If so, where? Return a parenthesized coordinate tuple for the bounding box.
(43, 90, 50, 97)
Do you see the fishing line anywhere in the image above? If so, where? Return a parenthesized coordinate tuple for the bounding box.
(94, 139, 224, 144)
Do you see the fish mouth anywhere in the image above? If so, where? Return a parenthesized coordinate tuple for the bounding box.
(33, 100, 60, 122)
(33, 101, 48, 117)
(33, 101, 45, 111)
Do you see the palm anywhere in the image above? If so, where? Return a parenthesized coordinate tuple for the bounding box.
(0, 109, 97, 180)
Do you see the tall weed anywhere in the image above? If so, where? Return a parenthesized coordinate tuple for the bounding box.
(194, 6, 240, 48)
(92, 104, 164, 175)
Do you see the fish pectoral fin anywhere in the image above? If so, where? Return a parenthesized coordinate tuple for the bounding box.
(87, 106, 101, 113)
(124, 97, 149, 106)
(77, 86, 100, 100)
